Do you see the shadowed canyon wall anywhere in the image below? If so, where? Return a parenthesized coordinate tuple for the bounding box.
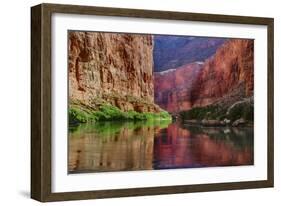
(154, 62, 203, 112)
(68, 31, 161, 113)
(154, 39, 254, 112)
(191, 39, 254, 107)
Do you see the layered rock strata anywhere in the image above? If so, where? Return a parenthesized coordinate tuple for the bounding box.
(68, 31, 161, 113)
(154, 39, 254, 113)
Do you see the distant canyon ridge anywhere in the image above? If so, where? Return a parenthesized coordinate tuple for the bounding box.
(68, 31, 253, 115)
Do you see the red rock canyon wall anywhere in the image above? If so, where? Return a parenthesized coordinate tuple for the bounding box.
(68, 31, 161, 113)
(154, 39, 254, 112)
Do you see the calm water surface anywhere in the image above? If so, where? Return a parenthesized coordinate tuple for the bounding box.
(68, 121, 253, 173)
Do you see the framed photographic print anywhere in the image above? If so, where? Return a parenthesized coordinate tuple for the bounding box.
(31, 3, 274, 202)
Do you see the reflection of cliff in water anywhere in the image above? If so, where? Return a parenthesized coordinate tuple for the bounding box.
(68, 121, 170, 173)
(68, 121, 253, 173)
(153, 124, 253, 169)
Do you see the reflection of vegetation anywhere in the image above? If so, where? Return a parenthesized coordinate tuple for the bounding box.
(69, 119, 172, 140)
(181, 124, 253, 149)
(69, 104, 171, 124)
(179, 101, 253, 122)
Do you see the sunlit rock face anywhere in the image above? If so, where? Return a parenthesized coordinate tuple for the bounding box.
(68, 31, 161, 113)
(154, 39, 254, 112)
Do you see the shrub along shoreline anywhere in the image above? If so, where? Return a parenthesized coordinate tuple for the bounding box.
(179, 101, 253, 127)
(69, 104, 172, 125)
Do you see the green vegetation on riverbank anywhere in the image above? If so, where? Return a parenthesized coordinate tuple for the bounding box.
(69, 104, 171, 124)
(179, 100, 253, 122)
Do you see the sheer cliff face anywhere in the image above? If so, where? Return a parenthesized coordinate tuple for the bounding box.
(154, 62, 203, 113)
(154, 39, 254, 112)
(68, 31, 160, 112)
(191, 39, 254, 107)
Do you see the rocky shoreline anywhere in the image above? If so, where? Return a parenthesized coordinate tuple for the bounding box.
(179, 96, 253, 128)
(183, 118, 253, 127)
